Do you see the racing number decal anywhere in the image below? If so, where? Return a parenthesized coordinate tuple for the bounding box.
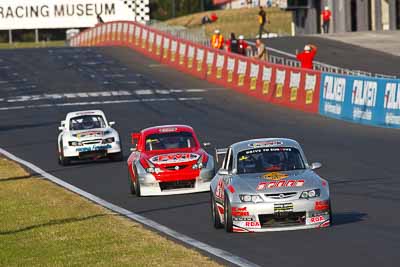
(215, 178, 224, 200)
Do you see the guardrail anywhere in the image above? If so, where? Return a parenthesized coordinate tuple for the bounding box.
(69, 21, 400, 129)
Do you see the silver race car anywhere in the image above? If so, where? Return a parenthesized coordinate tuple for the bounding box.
(57, 110, 122, 165)
(210, 138, 331, 233)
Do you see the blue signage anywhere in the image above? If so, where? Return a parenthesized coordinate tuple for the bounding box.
(319, 73, 400, 128)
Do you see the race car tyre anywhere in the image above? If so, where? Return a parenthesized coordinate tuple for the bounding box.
(129, 178, 136, 195)
(224, 194, 233, 232)
(329, 199, 333, 225)
(134, 178, 141, 197)
(109, 152, 123, 162)
(58, 147, 70, 166)
(211, 193, 223, 229)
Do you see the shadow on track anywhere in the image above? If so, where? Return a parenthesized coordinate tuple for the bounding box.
(332, 212, 367, 226)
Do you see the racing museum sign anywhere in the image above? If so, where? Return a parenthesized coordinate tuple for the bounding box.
(0, 0, 149, 30)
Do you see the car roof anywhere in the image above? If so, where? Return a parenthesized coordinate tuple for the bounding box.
(231, 138, 302, 153)
(141, 125, 195, 136)
(65, 110, 105, 120)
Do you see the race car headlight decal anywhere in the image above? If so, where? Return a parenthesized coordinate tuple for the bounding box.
(146, 167, 161, 174)
(69, 141, 83, 146)
(300, 189, 320, 199)
(102, 137, 115, 144)
(192, 154, 208, 170)
(239, 194, 263, 203)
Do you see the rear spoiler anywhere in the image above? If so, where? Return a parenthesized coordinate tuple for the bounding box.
(215, 148, 228, 163)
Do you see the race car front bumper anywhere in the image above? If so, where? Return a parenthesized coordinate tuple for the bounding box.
(63, 141, 121, 158)
(224, 198, 331, 233)
(138, 167, 214, 196)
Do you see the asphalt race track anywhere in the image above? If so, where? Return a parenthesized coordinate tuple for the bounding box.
(1, 46, 400, 266)
(263, 36, 400, 77)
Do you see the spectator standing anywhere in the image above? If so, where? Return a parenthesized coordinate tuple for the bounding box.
(210, 13, 218, 23)
(321, 6, 332, 34)
(296, 44, 317, 69)
(225, 32, 238, 53)
(253, 39, 268, 61)
(237, 35, 250, 56)
(211, 29, 224, 50)
(258, 6, 269, 38)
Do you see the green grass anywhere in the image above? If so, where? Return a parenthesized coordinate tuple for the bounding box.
(0, 41, 66, 49)
(0, 157, 220, 267)
(165, 7, 292, 38)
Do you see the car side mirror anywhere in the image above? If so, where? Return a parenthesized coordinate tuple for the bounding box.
(130, 147, 137, 152)
(311, 162, 322, 170)
(219, 169, 229, 175)
(58, 126, 64, 131)
(109, 121, 116, 127)
(203, 142, 211, 147)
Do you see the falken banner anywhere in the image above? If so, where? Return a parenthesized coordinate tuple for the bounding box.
(319, 73, 400, 128)
(0, 0, 149, 30)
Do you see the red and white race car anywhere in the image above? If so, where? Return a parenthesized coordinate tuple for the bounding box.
(127, 125, 215, 196)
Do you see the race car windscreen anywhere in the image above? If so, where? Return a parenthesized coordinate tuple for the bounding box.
(237, 147, 305, 174)
(70, 115, 106, 131)
(145, 132, 196, 151)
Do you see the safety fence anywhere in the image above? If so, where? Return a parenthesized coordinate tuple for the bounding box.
(70, 21, 400, 128)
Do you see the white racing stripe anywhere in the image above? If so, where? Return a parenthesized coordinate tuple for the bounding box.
(0, 147, 259, 267)
(0, 97, 204, 111)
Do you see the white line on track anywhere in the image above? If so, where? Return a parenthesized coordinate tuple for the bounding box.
(2, 88, 220, 103)
(0, 148, 259, 267)
(0, 97, 204, 111)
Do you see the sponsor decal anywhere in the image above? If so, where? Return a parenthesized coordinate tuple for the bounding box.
(216, 54, 225, 79)
(233, 216, 255, 222)
(76, 144, 111, 152)
(196, 48, 204, 72)
(262, 172, 289, 181)
(314, 200, 329, 211)
(351, 80, 377, 121)
(215, 178, 224, 200)
(148, 31, 155, 52)
(384, 83, 400, 125)
(237, 60, 247, 86)
(170, 40, 178, 62)
(149, 153, 200, 164)
(289, 71, 301, 102)
(256, 180, 305, 190)
(206, 51, 215, 75)
(274, 203, 293, 213)
(187, 45, 195, 69)
(76, 131, 103, 139)
(179, 43, 186, 65)
(244, 221, 261, 227)
(227, 57, 235, 83)
(250, 63, 259, 90)
(141, 29, 148, 48)
(275, 69, 286, 98)
(232, 207, 250, 217)
(262, 66, 272, 94)
(309, 215, 325, 224)
(162, 37, 170, 59)
(248, 141, 283, 148)
(323, 75, 346, 115)
(158, 127, 177, 133)
(155, 34, 162, 55)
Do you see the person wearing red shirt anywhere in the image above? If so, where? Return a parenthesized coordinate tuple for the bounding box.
(237, 35, 249, 56)
(296, 44, 317, 69)
(321, 6, 332, 34)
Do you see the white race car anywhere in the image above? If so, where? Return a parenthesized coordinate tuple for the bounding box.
(57, 110, 122, 165)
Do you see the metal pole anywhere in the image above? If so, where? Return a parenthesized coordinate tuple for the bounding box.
(8, 30, 12, 44)
(35, 29, 39, 43)
(172, 0, 176, 18)
(200, 0, 204, 12)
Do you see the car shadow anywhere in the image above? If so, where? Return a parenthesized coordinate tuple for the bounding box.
(332, 211, 367, 226)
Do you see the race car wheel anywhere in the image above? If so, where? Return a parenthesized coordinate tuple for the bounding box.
(134, 178, 141, 197)
(211, 193, 223, 229)
(109, 152, 123, 162)
(58, 147, 70, 166)
(224, 194, 233, 232)
(328, 199, 333, 225)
